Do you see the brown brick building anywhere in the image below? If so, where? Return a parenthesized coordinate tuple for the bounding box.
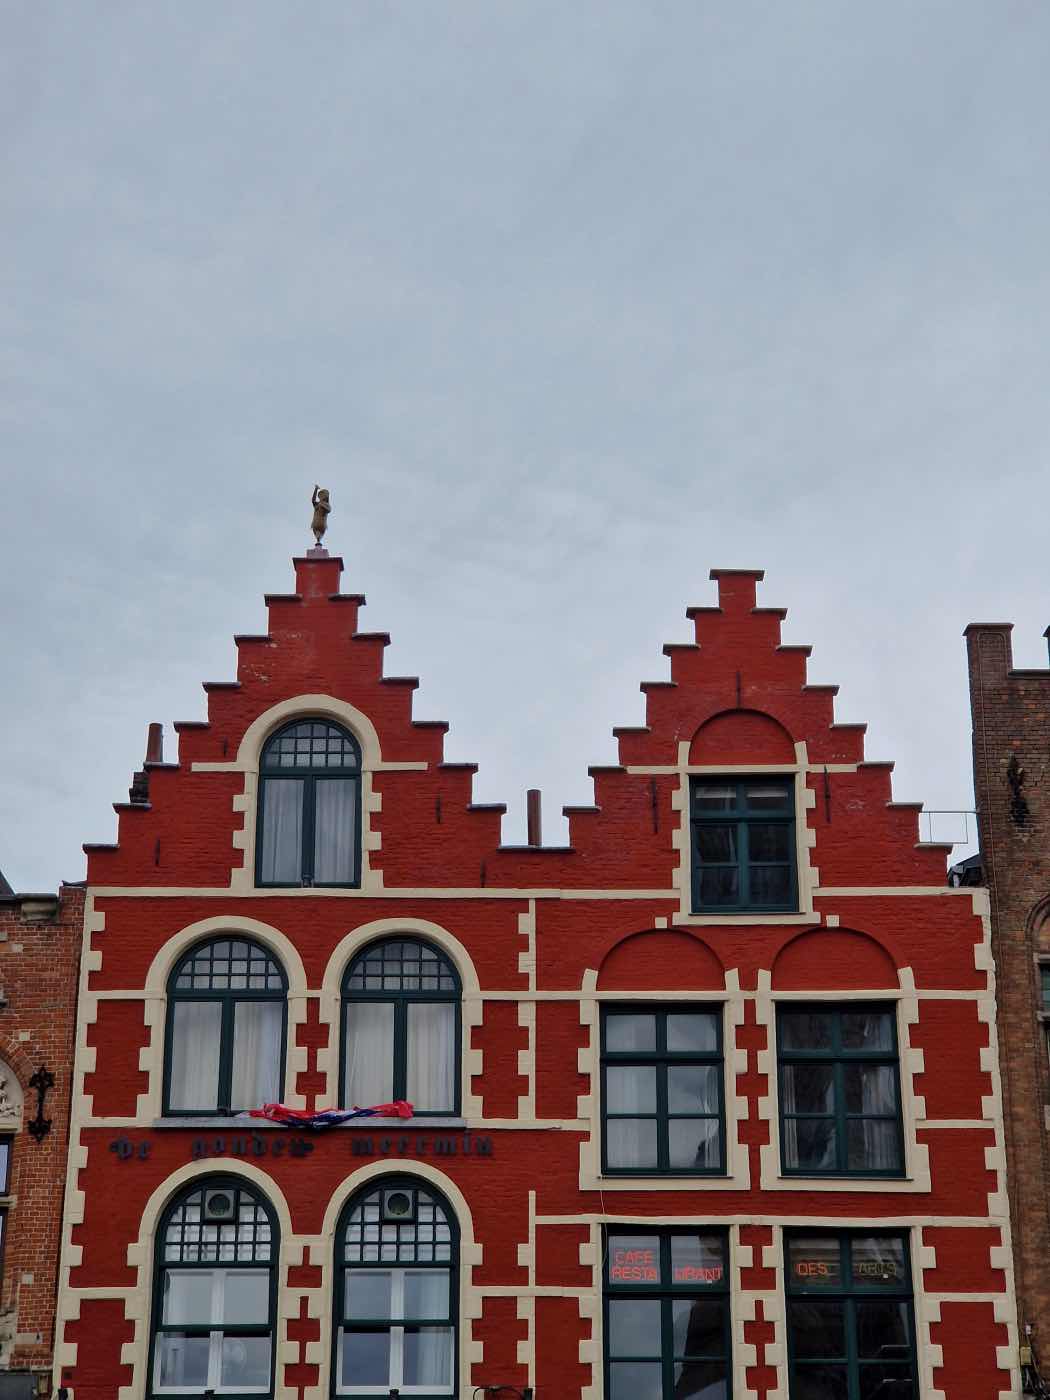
(0, 879, 84, 1398)
(966, 621, 1050, 1381)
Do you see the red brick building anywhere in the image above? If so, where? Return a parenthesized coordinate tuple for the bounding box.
(0, 879, 83, 1397)
(966, 620, 1050, 1384)
(54, 555, 1017, 1399)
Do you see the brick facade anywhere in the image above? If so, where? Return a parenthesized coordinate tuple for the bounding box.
(966, 622, 1050, 1367)
(0, 882, 84, 1389)
(53, 556, 1017, 1398)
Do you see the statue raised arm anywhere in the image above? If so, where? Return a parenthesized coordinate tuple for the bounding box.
(311, 485, 331, 547)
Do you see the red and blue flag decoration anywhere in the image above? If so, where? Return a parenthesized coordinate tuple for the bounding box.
(245, 1101, 413, 1129)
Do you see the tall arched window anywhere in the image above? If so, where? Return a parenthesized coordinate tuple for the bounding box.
(165, 938, 287, 1116)
(150, 1176, 278, 1396)
(334, 1177, 458, 1396)
(341, 940, 461, 1115)
(257, 719, 361, 887)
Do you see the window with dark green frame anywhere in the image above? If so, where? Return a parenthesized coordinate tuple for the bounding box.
(334, 1176, 458, 1397)
(341, 940, 461, 1115)
(165, 938, 287, 1117)
(149, 1176, 278, 1397)
(690, 777, 797, 913)
(777, 1005, 903, 1177)
(785, 1231, 917, 1399)
(256, 719, 361, 887)
(601, 1007, 725, 1175)
(604, 1227, 731, 1400)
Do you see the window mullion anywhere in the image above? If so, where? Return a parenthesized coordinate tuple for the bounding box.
(218, 996, 235, 1113)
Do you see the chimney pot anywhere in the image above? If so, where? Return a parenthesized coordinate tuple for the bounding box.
(527, 789, 542, 847)
(146, 723, 164, 765)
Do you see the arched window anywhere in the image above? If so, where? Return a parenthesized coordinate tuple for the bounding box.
(342, 940, 461, 1115)
(257, 719, 361, 887)
(334, 1177, 458, 1396)
(150, 1176, 278, 1396)
(165, 938, 287, 1116)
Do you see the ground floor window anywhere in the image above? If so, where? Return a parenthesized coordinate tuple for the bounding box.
(785, 1230, 916, 1399)
(150, 1177, 277, 1396)
(603, 1227, 731, 1399)
(335, 1177, 458, 1396)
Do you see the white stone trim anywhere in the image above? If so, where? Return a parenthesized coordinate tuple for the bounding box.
(668, 744, 820, 925)
(756, 972, 931, 1193)
(577, 974, 751, 1192)
(316, 917, 483, 1117)
(138, 915, 310, 1115)
(190, 694, 386, 895)
(306, 1159, 482, 1400)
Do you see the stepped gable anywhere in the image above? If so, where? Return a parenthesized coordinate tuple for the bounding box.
(84, 559, 949, 891)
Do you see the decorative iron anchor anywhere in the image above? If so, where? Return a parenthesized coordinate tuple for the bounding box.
(27, 1063, 55, 1143)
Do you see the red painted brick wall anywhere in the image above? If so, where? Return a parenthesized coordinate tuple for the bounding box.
(56, 559, 1012, 1397)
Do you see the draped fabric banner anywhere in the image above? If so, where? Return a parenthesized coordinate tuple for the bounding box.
(245, 1100, 413, 1129)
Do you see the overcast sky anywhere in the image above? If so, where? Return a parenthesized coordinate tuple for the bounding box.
(2, 2, 1048, 891)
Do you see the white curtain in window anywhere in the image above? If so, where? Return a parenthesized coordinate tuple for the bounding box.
(260, 779, 303, 883)
(230, 1002, 283, 1109)
(314, 778, 356, 883)
(169, 1002, 222, 1110)
(407, 1325, 454, 1388)
(345, 1003, 395, 1106)
(407, 1003, 455, 1112)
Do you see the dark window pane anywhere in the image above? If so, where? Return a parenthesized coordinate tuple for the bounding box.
(607, 1066, 657, 1114)
(607, 1298, 662, 1357)
(858, 1364, 916, 1399)
(846, 1120, 901, 1173)
(844, 1065, 897, 1116)
(220, 1335, 271, 1389)
(668, 1065, 719, 1114)
(607, 1120, 659, 1169)
(340, 1328, 390, 1387)
(605, 1014, 657, 1053)
(673, 1297, 726, 1356)
(783, 1117, 837, 1172)
(609, 1360, 663, 1400)
(750, 864, 792, 904)
(841, 1011, 894, 1052)
(851, 1238, 908, 1289)
(856, 1301, 912, 1360)
(696, 825, 737, 862)
(780, 1012, 834, 1052)
(788, 1299, 847, 1359)
(668, 1118, 722, 1171)
(790, 1365, 850, 1400)
(787, 1237, 843, 1289)
(749, 823, 792, 860)
(259, 778, 304, 883)
(693, 785, 735, 811)
(744, 783, 792, 810)
(671, 1234, 726, 1287)
(699, 867, 739, 905)
(666, 1013, 719, 1054)
(607, 1236, 662, 1286)
(674, 1357, 730, 1398)
(154, 1333, 210, 1389)
(782, 1064, 835, 1115)
(1042, 965, 1050, 1010)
